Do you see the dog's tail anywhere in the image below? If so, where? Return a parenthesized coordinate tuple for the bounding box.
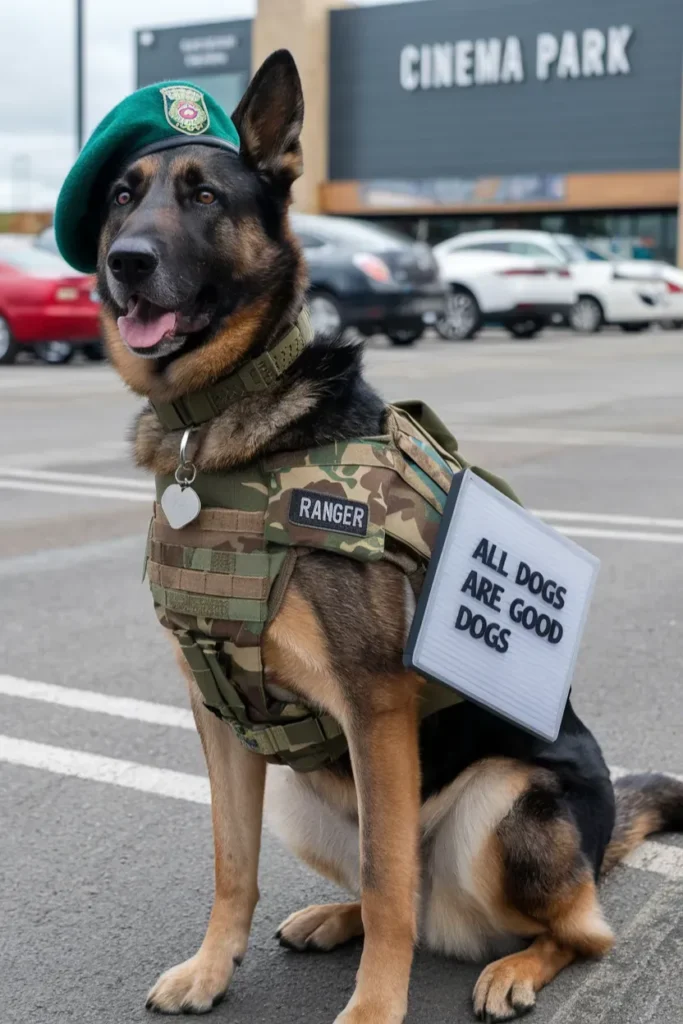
(601, 773, 683, 875)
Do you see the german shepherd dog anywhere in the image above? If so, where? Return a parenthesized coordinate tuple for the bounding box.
(98, 51, 683, 1023)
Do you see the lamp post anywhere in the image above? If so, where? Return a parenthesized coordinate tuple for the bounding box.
(678, 57, 683, 267)
(76, 0, 84, 152)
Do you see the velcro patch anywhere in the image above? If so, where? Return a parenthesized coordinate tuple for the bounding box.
(289, 489, 369, 536)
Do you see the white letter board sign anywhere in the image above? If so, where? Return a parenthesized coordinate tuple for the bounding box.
(404, 470, 600, 742)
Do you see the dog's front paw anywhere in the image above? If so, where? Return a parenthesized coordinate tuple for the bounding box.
(146, 954, 235, 1015)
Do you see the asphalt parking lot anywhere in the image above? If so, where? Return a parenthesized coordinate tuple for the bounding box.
(1, 328, 682, 1024)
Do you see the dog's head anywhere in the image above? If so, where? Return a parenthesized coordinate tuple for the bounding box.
(97, 51, 307, 399)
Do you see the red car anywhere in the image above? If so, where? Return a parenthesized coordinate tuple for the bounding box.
(0, 236, 103, 364)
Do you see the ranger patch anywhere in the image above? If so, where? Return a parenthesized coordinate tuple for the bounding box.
(160, 86, 210, 136)
(289, 489, 369, 536)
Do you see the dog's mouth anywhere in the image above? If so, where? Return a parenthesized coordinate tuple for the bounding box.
(117, 294, 214, 358)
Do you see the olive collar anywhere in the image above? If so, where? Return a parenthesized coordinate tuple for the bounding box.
(151, 309, 313, 431)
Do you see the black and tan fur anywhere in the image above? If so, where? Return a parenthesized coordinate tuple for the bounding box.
(96, 50, 683, 1023)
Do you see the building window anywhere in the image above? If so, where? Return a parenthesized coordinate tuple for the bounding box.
(364, 209, 678, 263)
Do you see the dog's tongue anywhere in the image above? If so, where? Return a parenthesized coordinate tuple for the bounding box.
(117, 299, 177, 350)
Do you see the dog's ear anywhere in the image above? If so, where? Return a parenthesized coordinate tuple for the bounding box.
(232, 50, 304, 189)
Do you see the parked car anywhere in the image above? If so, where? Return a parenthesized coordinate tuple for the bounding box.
(34, 225, 59, 255)
(435, 230, 667, 335)
(0, 235, 102, 364)
(291, 214, 447, 345)
(655, 264, 683, 328)
(432, 242, 575, 341)
(39, 217, 447, 348)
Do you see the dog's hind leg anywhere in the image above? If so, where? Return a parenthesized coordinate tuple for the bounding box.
(421, 758, 614, 1022)
(471, 866, 612, 1023)
(146, 669, 267, 1015)
(472, 934, 576, 1021)
(473, 771, 683, 1020)
(277, 902, 364, 951)
(473, 769, 613, 1021)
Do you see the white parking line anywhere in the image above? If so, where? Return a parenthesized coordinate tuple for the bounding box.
(3, 671, 681, 780)
(0, 479, 149, 502)
(610, 764, 683, 785)
(624, 842, 683, 880)
(0, 467, 150, 489)
(538, 510, 683, 530)
(0, 732, 679, 879)
(2, 468, 683, 544)
(0, 734, 210, 804)
(5, 675, 681, 783)
(559, 526, 683, 545)
(0, 373, 118, 393)
(462, 427, 683, 449)
(547, 878, 683, 1024)
(0, 674, 681, 880)
(0, 442, 128, 470)
(0, 675, 194, 729)
(0, 536, 143, 579)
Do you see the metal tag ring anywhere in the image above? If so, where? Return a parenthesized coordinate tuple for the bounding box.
(175, 463, 197, 486)
(179, 427, 195, 465)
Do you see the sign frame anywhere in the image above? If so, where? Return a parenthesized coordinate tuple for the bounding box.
(404, 469, 600, 742)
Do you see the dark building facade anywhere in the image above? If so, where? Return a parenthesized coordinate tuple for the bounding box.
(329, 0, 681, 180)
(137, 19, 252, 117)
(138, 2, 683, 263)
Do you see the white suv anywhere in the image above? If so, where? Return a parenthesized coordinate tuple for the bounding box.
(433, 234, 575, 340)
(435, 230, 666, 335)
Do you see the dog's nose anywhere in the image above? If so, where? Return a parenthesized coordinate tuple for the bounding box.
(107, 240, 159, 288)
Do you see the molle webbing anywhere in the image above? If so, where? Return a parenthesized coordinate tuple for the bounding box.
(149, 495, 346, 771)
(149, 561, 270, 600)
(176, 633, 346, 770)
(147, 402, 508, 772)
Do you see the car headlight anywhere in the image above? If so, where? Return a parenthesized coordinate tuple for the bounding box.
(352, 252, 393, 284)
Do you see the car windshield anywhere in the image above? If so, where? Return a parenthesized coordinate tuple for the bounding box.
(292, 216, 408, 251)
(553, 235, 607, 263)
(0, 243, 75, 275)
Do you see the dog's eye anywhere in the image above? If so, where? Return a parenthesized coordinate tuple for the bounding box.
(114, 189, 131, 207)
(196, 189, 216, 205)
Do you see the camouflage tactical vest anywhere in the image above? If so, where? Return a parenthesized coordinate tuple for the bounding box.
(144, 319, 519, 772)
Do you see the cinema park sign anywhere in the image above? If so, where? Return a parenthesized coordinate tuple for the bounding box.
(400, 26, 634, 90)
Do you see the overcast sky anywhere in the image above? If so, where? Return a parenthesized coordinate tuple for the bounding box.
(1, 0, 412, 212)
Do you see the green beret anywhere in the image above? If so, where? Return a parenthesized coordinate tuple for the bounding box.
(55, 81, 241, 273)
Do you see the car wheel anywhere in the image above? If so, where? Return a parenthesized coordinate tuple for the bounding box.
(83, 340, 106, 361)
(619, 322, 650, 333)
(387, 325, 423, 346)
(308, 292, 343, 338)
(436, 287, 482, 341)
(0, 316, 19, 365)
(569, 296, 603, 334)
(33, 341, 75, 365)
(507, 318, 544, 340)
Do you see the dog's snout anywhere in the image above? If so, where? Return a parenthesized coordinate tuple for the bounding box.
(107, 239, 159, 288)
